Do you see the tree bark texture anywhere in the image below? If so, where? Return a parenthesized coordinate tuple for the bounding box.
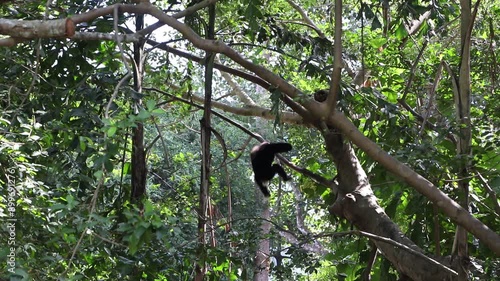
(254, 201, 270, 281)
(130, 13, 146, 204)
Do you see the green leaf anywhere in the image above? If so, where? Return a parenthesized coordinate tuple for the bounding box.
(123, 162, 131, 175)
(93, 170, 103, 179)
(151, 108, 164, 116)
(395, 23, 408, 40)
(107, 126, 117, 137)
(381, 87, 398, 103)
(104, 159, 114, 172)
(50, 203, 67, 210)
(78, 136, 87, 151)
(245, 0, 263, 32)
(369, 37, 387, 49)
(137, 109, 151, 120)
(146, 99, 156, 111)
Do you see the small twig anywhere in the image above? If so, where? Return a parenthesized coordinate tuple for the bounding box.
(418, 61, 443, 137)
(362, 242, 378, 281)
(318, 230, 458, 276)
(105, 73, 132, 118)
(285, 0, 326, 38)
(475, 170, 500, 216)
(400, 39, 428, 101)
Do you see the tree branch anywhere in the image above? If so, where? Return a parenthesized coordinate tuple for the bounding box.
(285, 0, 326, 38)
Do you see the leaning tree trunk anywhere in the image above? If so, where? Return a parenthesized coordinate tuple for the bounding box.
(324, 128, 457, 281)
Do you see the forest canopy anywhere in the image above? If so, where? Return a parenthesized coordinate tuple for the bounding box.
(0, 0, 499, 280)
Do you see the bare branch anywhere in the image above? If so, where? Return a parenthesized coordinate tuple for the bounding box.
(188, 93, 305, 125)
(0, 18, 75, 39)
(72, 31, 140, 42)
(216, 57, 256, 106)
(475, 170, 500, 216)
(285, 0, 326, 38)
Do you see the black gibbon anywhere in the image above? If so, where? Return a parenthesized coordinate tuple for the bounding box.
(250, 142, 292, 197)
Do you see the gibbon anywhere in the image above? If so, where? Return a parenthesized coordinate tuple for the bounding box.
(250, 142, 292, 197)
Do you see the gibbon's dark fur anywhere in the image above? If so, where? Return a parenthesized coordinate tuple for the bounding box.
(250, 142, 292, 197)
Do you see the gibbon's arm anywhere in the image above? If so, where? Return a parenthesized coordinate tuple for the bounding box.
(261, 142, 292, 155)
(250, 142, 292, 162)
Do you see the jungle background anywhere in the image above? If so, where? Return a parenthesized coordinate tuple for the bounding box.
(0, 0, 499, 280)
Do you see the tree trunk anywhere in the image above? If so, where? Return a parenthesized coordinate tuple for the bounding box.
(254, 200, 270, 281)
(325, 128, 458, 281)
(130, 13, 147, 204)
(195, 4, 216, 280)
(453, 1, 474, 280)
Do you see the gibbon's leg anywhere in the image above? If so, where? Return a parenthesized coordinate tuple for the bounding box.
(255, 176, 272, 197)
(252, 163, 276, 197)
(272, 164, 290, 181)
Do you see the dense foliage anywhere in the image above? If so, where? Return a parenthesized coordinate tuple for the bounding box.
(0, 0, 499, 280)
